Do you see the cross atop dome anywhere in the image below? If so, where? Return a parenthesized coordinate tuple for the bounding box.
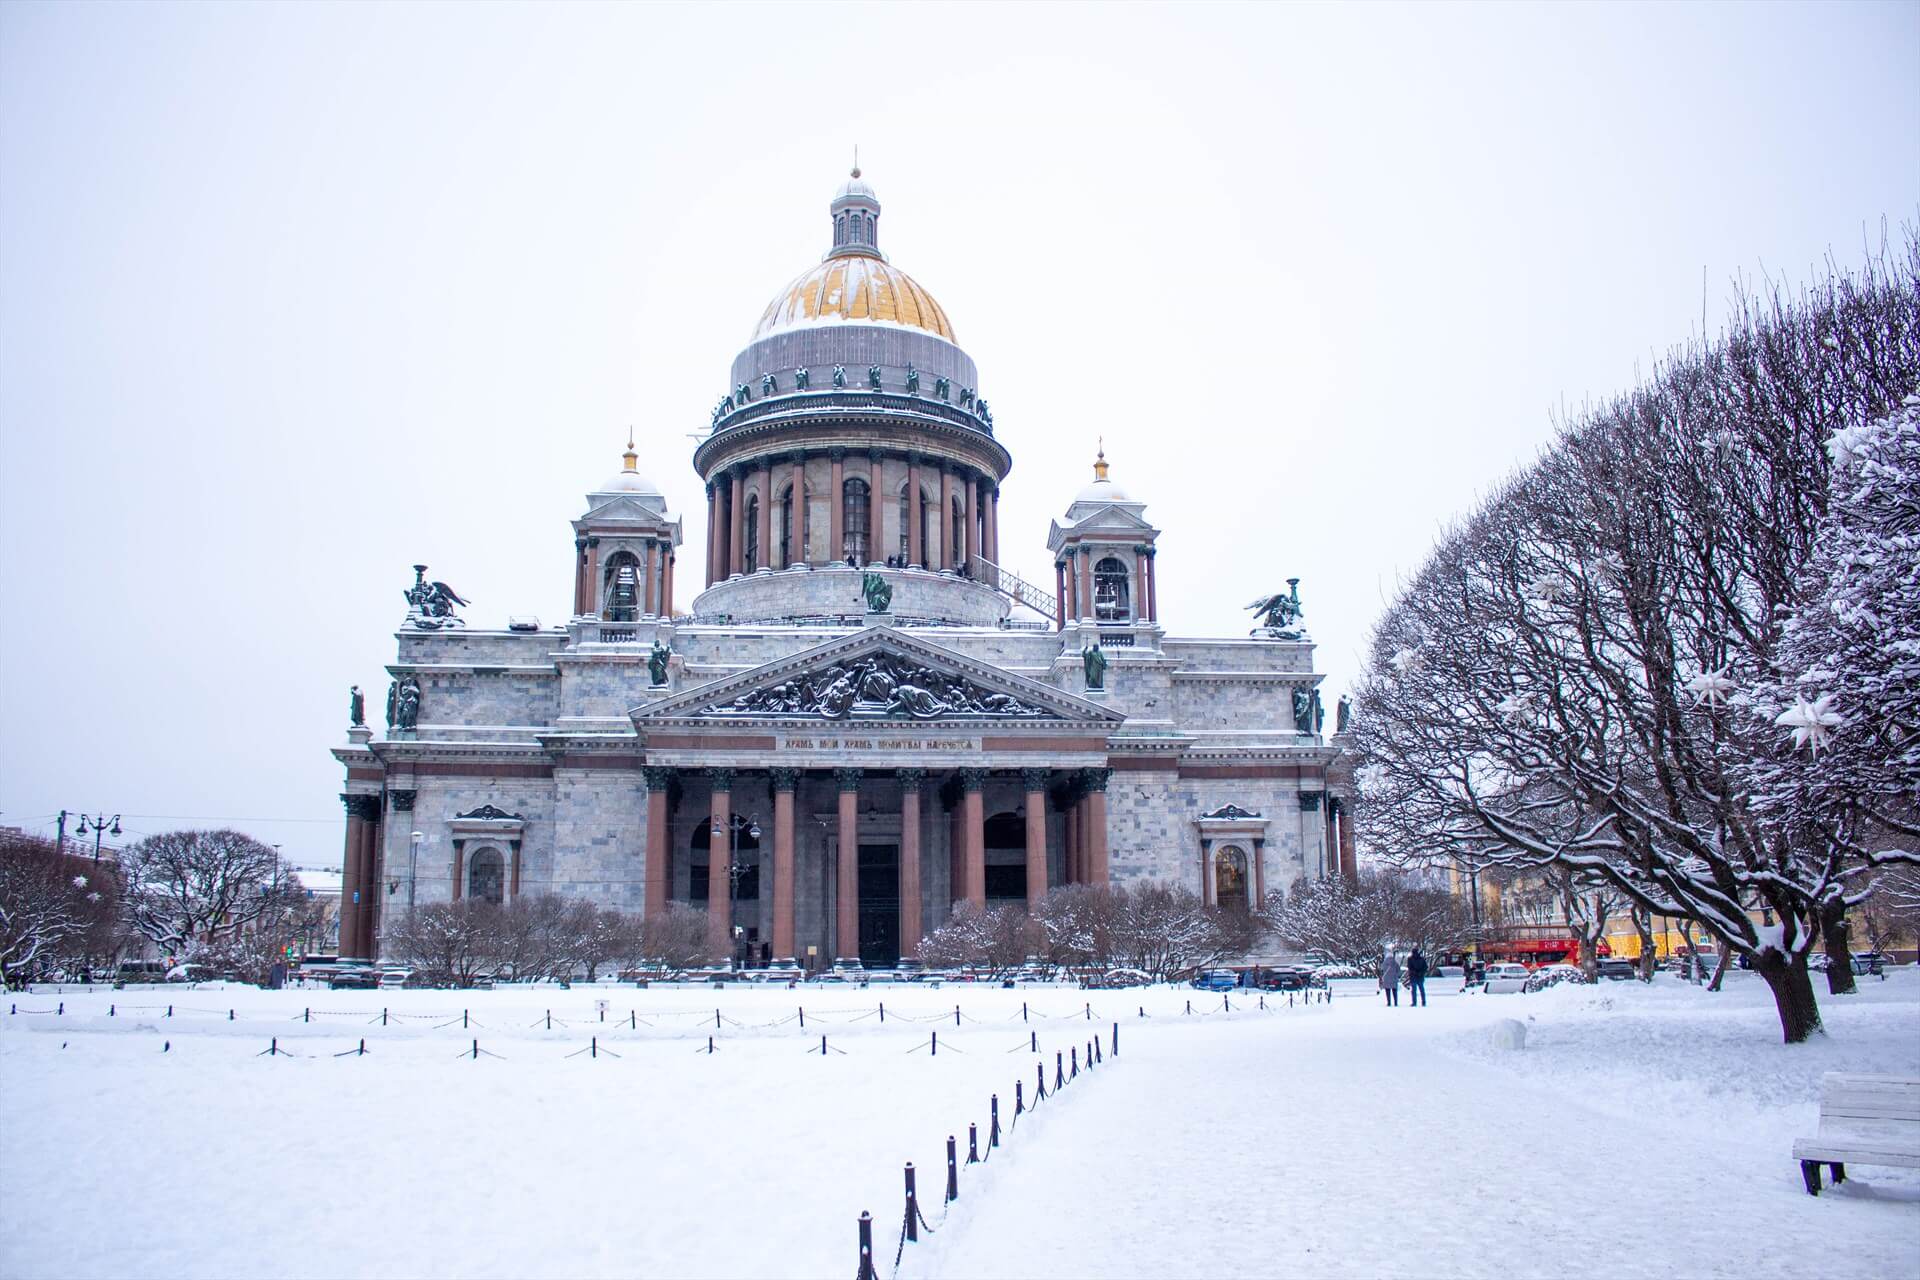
(829, 162, 884, 261)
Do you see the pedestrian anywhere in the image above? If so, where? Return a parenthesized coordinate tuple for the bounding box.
(1380, 950, 1401, 1007)
(1407, 946, 1429, 1007)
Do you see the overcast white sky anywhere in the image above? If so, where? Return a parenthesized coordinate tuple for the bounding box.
(2, 1, 1915, 872)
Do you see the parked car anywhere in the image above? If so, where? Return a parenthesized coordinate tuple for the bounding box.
(1482, 962, 1533, 993)
(377, 968, 412, 989)
(1191, 969, 1240, 992)
(1851, 952, 1886, 976)
(329, 968, 380, 990)
(1596, 958, 1638, 981)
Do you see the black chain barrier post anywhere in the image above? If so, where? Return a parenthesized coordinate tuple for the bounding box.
(1055, 1051, 1065, 1090)
(1030, 1030, 1037, 1053)
(945, 1137, 959, 1203)
(304, 1008, 310, 1023)
(1015, 1080, 1025, 1115)
(990, 1095, 1000, 1147)
(879, 1002, 886, 1023)
(931, 1030, 938, 1057)
(1085, 1002, 1091, 1021)
(167, 1005, 172, 1017)
(954, 1004, 961, 1027)
(707, 1035, 715, 1054)
(799, 1006, 805, 1029)
(1094, 1037, 1102, 1065)
(821, 1034, 828, 1056)
(1184, 1000, 1191, 1015)
(904, 1163, 920, 1243)
(382, 1008, 388, 1026)
(463, 1009, 469, 1029)
(715, 1008, 722, 1029)
(856, 1211, 878, 1280)
(228, 1009, 234, 1021)
(1022, 1001, 1028, 1022)
(1139, 1005, 1144, 1018)
(1113, 1021, 1119, 1056)
(1223, 994, 1230, 1013)
(1036, 1062, 1046, 1099)
(967, 1123, 979, 1164)
(1071, 1046, 1078, 1079)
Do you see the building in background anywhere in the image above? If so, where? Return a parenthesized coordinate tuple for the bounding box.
(333, 171, 1352, 967)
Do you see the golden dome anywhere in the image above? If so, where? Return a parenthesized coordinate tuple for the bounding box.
(752, 254, 955, 343)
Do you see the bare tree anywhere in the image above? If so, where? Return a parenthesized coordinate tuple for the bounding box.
(0, 832, 101, 985)
(121, 829, 285, 957)
(914, 903, 1036, 977)
(1352, 241, 1920, 1042)
(386, 900, 503, 988)
(1271, 872, 1468, 972)
(635, 903, 709, 974)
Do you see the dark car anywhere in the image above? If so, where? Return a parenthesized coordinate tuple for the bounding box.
(1596, 958, 1637, 981)
(328, 968, 380, 990)
(1191, 969, 1239, 992)
(1851, 952, 1886, 976)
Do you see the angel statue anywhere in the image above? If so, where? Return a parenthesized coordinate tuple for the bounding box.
(861, 569, 892, 614)
(1248, 579, 1304, 637)
(404, 564, 469, 629)
(648, 640, 671, 687)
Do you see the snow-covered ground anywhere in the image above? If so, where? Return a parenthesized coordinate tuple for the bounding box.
(3, 972, 1916, 1279)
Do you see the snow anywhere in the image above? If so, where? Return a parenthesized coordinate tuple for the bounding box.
(3, 975, 1916, 1278)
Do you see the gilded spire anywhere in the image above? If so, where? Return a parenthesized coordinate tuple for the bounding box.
(1093, 438, 1109, 482)
(623, 430, 638, 474)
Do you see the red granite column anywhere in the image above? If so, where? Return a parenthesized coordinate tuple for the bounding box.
(1135, 549, 1149, 623)
(585, 538, 602, 616)
(706, 770, 734, 961)
(574, 537, 589, 615)
(789, 452, 806, 566)
(363, 815, 382, 959)
(642, 540, 658, 615)
(1077, 548, 1093, 622)
(936, 463, 951, 569)
(1084, 770, 1110, 886)
(451, 841, 464, 902)
(829, 450, 845, 562)
(1340, 802, 1359, 883)
(1146, 550, 1158, 622)
(644, 767, 671, 918)
(728, 471, 745, 577)
(704, 482, 718, 587)
(757, 463, 773, 571)
(337, 795, 363, 959)
(663, 552, 675, 617)
(835, 769, 860, 963)
(1022, 769, 1049, 909)
(985, 483, 999, 564)
(771, 769, 798, 963)
(961, 769, 986, 909)
(509, 841, 522, 900)
(1054, 561, 1067, 630)
(1252, 838, 1266, 906)
(867, 454, 879, 564)
(907, 455, 923, 567)
(897, 769, 925, 955)
(1065, 794, 1081, 885)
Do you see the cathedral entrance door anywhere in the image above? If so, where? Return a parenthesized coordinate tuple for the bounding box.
(857, 843, 900, 968)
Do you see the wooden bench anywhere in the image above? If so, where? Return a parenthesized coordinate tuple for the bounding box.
(1792, 1072, 1920, 1194)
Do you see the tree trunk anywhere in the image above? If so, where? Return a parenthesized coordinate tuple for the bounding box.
(1707, 944, 1734, 992)
(1819, 901, 1857, 996)
(1578, 933, 1598, 979)
(1754, 951, 1824, 1043)
(1634, 907, 1657, 982)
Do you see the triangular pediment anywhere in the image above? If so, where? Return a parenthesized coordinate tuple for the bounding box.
(579, 494, 672, 526)
(633, 628, 1124, 726)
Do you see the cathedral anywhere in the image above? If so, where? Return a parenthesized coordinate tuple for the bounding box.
(333, 170, 1353, 969)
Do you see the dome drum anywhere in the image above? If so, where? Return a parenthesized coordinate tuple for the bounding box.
(729, 328, 977, 401)
(692, 408, 1012, 485)
(692, 564, 1010, 628)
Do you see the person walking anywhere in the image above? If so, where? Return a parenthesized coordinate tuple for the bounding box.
(1407, 946, 1429, 1007)
(1380, 950, 1401, 1007)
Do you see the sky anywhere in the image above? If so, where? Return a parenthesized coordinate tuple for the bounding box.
(2, 1, 1916, 873)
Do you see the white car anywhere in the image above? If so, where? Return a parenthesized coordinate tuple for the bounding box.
(1483, 963, 1532, 993)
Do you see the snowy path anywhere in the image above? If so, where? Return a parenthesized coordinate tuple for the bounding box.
(920, 994, 1920, 1279)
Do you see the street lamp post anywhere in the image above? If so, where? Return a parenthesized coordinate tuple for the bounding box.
(74, 812, 121, 862)
(408, 831, 424, 919)
(709, 813, 762, 970)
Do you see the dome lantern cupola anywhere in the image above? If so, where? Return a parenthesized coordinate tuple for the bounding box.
(828, 166, 883, 261)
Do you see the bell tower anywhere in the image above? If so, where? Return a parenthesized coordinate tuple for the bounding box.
(571, 436, 682, 622)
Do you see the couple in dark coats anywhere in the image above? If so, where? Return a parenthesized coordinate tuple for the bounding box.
(1380, 946, 1430, 1007)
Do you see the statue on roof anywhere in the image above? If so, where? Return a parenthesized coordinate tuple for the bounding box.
(861, 569, 893, 614)
(349, 685, 365, 727)
(648, 639, 671, 687)
(934, 376, 950, 401)
(867, 364, 883, 390)
(1248, 579, 1304, 638)
(795, 366, 811, 391)
(1337, 695, 1352, 734)
(906, 364, 920, 396)
(404, 565, 468, 629)
(832, 364, 847, 388)
(761, 373, 777, 397)
(1082, 641, 1107, 691)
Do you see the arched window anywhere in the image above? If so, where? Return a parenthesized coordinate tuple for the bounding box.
(742, 496, 760, 573)
(1094, 556, 1131, 622)
(983, 812, 1027, 902)
(1214, 846, 1248, 913)
(469, 847, 505, 906)
(780, 484, 812, 567)
(843, 477, 871, 563)
(951, 497, 966, 569)
(602, 551, 640, 622)
(690, 815, 761, 903)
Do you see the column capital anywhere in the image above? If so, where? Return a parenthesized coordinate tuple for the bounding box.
(705, 480, 716, 498)
(1079, 767, 1111, 793)
(706, 766, 737, 792)
(575, 536, 587, 550)
(341, 793, 381, 821)
(828, 446, 846, 462)
(386, 789, 416, 813)
(770, 767, 802, 792)
(586, 535, 601, 547)
(1299, 789, 1325, 811)
(868, 447, 886, 465)
(1020, 767, 1050, 792)
(959, 767, 989, 792)
(833, 767, 863, 792)
(895, 767, 928, 788)
(643, 766, 675, 792)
